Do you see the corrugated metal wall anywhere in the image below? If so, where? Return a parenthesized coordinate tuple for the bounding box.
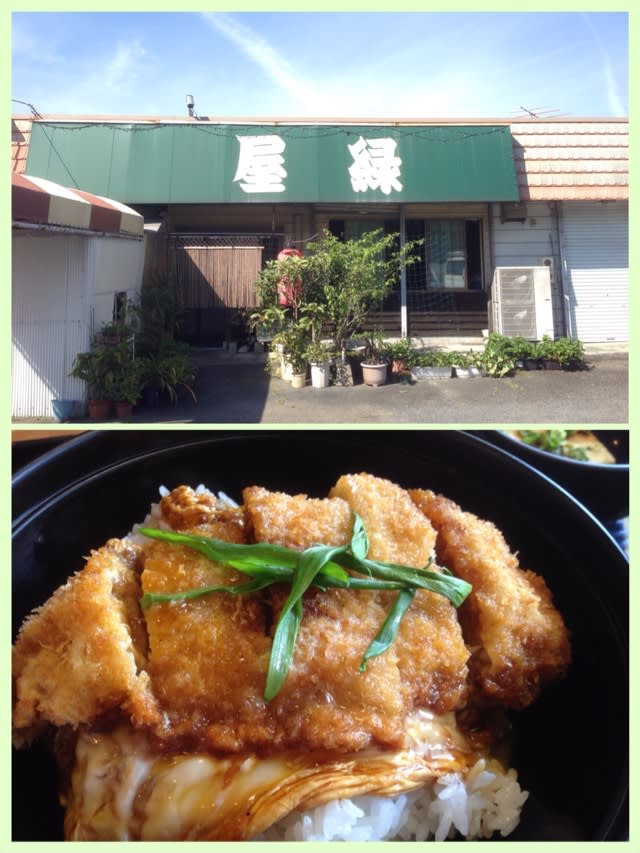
(561, 201, 628, 342)
(13, 232, 146, 418)
(12, 232, 90, 418)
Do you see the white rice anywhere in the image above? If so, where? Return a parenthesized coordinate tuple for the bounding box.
(259, 759, 527, 841)
(130, 487, 529, 842)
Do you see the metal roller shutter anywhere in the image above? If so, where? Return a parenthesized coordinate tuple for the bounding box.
(561, 201, 628, 342)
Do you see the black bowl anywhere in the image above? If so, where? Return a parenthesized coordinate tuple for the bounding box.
(475, 430, 629, 522)
(12, 430, 629, 842)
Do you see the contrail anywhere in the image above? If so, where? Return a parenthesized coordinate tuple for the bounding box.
(582, 13, 626, 116)
(601, 55, 625, 116)
(201, 13, 319, 107)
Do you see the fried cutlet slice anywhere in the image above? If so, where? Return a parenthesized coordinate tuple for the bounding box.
(12, 539, 160, 747)
(141, 537, 276, 752)
(242, 485, 354, 550)
(242, 476, 469, 751)
(329, 473, 438, 565)
(242, 484, 408, 750)
(409, 489, 571, 709)
(329, 474, 470, 714)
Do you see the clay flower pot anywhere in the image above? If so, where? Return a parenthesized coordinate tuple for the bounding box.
(87, 399, 112, 420)
(361, 362, 388, 386)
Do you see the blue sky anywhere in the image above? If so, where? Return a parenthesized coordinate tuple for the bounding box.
(12, 11, 628, 119)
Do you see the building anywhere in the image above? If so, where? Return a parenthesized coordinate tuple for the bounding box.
(12, 114, 628, 349)
(11, 171, 144, 419)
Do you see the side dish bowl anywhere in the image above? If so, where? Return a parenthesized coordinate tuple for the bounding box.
(476, 430, 629, 522)
(12, 430, 628, 842)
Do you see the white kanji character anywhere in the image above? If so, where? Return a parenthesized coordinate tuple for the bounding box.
(348, 136, 403, 195)
(234, 135, 287, 193)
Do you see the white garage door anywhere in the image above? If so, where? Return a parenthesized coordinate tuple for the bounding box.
(562, 201, 628, 342)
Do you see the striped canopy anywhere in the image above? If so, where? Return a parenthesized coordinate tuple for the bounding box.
(12, 172, 143, 237)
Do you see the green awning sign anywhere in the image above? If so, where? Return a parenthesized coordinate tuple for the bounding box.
(26, 122, 519, 204)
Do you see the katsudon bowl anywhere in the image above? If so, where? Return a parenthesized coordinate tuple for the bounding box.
(11, 430, 629, 843)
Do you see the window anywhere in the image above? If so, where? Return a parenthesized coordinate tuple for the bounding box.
(406, 219, 482, 292)
(427, 220, 466, 288)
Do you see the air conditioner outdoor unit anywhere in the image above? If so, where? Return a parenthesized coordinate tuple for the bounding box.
(490, 266, 554, 340)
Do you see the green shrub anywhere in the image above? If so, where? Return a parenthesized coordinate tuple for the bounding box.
(413, 349, 460, 368)
(541, 336, 586, 368)
(479, 333, 517, 377)
(383, 337, 418, 368)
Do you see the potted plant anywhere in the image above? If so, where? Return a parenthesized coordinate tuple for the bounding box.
(112, 359, 144, 418)
(477, 333, 517, 378)
(451, 350, 483, 378)
(412, 349, 455, 379)
(508, 337, 540, 370)
(271, 321, 309, 386)
(141, 347, 197, 404)
(542, 336, 586, 370)
(305, 339, 332, 389)
(249, 304, 288, 346)
(136, 270, 184, 354)
(359, 330, 388, 386)
(535, 335, 562, 369)
(94, 295, 139, 347)
(69, 349, 116, 419)
(383, 337, 417, 375)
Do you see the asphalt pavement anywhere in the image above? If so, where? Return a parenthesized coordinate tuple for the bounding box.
(119, 346, 628, 425)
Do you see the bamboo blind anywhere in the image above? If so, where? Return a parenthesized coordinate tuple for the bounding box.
(175, 245, 262, 309)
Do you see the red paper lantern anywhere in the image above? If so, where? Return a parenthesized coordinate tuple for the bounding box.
(276, 247, 303, 306)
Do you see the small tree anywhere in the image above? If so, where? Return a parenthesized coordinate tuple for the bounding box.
(252, 228, 421, 362)
(302, 229, 418, 359)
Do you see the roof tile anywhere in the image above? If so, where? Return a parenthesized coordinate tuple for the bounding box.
(511, 120, 628, 200)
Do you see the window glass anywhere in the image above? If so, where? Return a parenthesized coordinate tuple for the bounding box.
(426, 220, 466, 289)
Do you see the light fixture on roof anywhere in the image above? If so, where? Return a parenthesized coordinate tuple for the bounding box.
(186, 95, 195, 118)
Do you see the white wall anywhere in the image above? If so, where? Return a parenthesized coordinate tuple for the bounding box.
(12, 232, 90, 418)
(90, 236, 145, 331)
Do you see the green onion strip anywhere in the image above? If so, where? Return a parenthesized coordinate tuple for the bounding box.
(138, 514, 472, 700)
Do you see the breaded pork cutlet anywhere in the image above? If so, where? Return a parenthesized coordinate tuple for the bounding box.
(329, 474, 470, 712)
(409, 489, 571, 709)
(12, 539, 159, 747)
(13, 477, 469, 757)
(244, 476, 470, 749)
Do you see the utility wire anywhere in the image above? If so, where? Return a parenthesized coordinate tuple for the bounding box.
(12, 99, 43, 119)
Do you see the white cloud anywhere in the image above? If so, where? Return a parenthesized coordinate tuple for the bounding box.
(103, 39, 147, 92)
